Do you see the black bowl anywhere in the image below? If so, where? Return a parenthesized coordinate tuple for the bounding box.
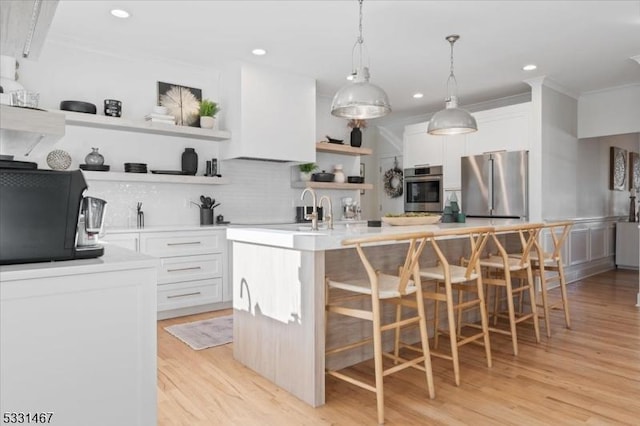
(326, 137, 343, 144)
(60, 100, 97, 114)
(347, 176, 364, 184)
(312, 172, 335, 182)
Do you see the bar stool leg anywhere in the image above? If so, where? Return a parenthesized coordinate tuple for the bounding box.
(370, 293, 385, 425)
(526, 265, 541, 343)
(558, 260, 571, 328)
(504, 269, 519, 356)
(414, 277, 436, 399)
(538, 261, 552, 338)
(443, 280, 461, 386)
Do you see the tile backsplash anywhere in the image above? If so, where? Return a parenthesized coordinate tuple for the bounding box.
(86, 159, 303, 228)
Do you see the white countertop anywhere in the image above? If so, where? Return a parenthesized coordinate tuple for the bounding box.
(105, 224, 229, 234)
(0, 245, 157, 282)
(226, 218, 529, 251)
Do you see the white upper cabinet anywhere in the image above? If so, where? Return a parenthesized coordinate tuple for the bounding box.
(442, 134, 466, 190)
(464, 102, 532, 156)
(222, 64, 316, 162)
(403, 122, 443, 169)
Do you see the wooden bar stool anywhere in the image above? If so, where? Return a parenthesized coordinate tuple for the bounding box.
(479, 223, 542, 355)
(416, 226, 493, 386)
(325, 231, 435, 425)
(510, 221, 573, 337)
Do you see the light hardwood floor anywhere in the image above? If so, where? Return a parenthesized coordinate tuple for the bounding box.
(157, 269, 640, 425)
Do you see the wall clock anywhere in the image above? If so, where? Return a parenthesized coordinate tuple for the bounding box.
(609, 146, 627, 191)
(157, 82, 202, 127)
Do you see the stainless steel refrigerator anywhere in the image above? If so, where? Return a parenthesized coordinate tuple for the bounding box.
(461, 150, 528, 219)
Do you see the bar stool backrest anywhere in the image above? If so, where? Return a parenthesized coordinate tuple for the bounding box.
(430, 226, 494, 279)
(543, 221, 573, 262)
(342, 231, 434, 296)
(493, 223, 544, 267)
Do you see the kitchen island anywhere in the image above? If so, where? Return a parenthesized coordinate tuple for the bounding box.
(227, 219, 525, 406)
(0, 245, 158, 426)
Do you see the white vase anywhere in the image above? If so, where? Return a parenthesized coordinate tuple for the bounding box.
(200, 116, 215, 129)
(333, 164, 345, 183)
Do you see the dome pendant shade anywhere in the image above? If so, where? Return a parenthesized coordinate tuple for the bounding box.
(330, 0, 391, 120)
(331, 68, 391, 119)
(428, 34, 477, 135)
(427, 96, 477, 135)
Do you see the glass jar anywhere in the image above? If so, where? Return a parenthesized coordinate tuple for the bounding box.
(84, 147, 104, 166)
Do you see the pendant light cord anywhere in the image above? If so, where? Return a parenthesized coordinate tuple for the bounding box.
(352, 0, 367, 76)
(446, 35, 459, 101)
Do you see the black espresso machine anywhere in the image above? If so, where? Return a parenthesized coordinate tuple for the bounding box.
(0, 164, 106, 265)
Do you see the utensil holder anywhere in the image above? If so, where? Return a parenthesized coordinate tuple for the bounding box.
(200, 208, 213, 225)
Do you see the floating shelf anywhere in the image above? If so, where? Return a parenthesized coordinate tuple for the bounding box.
(315, 142, 372, 156)
(291, 181, 373, 190)
(57, 109, 231, 141)
(82, 171, 230, 185)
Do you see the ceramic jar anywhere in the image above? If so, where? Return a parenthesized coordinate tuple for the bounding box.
(84, 148, 104, 166)
(181, 148, 198, 175)
(350, 127, 362, 147)
(333, 164, 345, 183)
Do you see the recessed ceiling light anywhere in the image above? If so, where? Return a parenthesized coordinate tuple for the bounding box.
(522, 64, 537, 71)
(252, 48, 267, 56)
(413, 93, 424, 99)
(110, 9, 130, 19)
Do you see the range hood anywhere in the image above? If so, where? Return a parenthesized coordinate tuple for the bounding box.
(220, 63, 316, 163)
(0, 105, 65, 158)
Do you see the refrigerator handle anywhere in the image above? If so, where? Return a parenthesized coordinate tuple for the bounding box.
(488, 157, 494, 214)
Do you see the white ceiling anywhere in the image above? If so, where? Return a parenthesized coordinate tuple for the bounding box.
(47, 0, 640, 118)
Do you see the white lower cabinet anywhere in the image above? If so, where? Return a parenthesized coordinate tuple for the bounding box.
(616, 222, 639, 269)
(103, 228, 230, 318)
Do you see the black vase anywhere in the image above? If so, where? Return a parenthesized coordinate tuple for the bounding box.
(181, 148, 198, 175)
(350, 127, 362, 147)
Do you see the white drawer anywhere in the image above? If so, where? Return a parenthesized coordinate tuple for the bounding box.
(140, 231, 224, 257)
(101, 232, 139, 252)
(157, 254, 223, 284)
(157, 278, 223, 311)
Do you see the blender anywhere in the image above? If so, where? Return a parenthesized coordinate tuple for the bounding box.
(77, 196, 107, 248)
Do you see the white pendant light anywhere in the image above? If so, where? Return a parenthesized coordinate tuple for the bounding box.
(427, 35, 477, 135)
(331, 0, 391, 120)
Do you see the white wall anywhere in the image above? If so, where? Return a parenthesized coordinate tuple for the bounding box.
(541, 86, 579, 219)
(576, 133, 640, 218)
(578, 84, 640, 139)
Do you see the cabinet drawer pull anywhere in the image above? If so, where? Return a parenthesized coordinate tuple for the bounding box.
(166, 241, 202, 246)
(167, 266, 202, 273)
(167, 291, 202, 299)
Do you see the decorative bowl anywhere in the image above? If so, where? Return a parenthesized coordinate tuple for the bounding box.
(46, 149, 72, 170)
(347, 176, 364, 184)
(381, 214, 442, 226)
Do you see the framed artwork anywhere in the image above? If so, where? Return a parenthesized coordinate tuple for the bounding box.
(630, 152, 640, 191)
(157, 82, 202, 127)
(609, 146, 627, 191)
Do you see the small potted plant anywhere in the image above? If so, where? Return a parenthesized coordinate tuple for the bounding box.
(199, 99, 220, 129)
(347, 119, 367, 147)
(298, 163, 318, 181)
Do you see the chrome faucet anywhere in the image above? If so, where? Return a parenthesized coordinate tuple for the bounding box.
(319, 195, 333, 230)
(300, 188, 319, 230)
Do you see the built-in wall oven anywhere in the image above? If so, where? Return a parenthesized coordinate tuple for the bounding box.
(404, 166, 443, 212)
